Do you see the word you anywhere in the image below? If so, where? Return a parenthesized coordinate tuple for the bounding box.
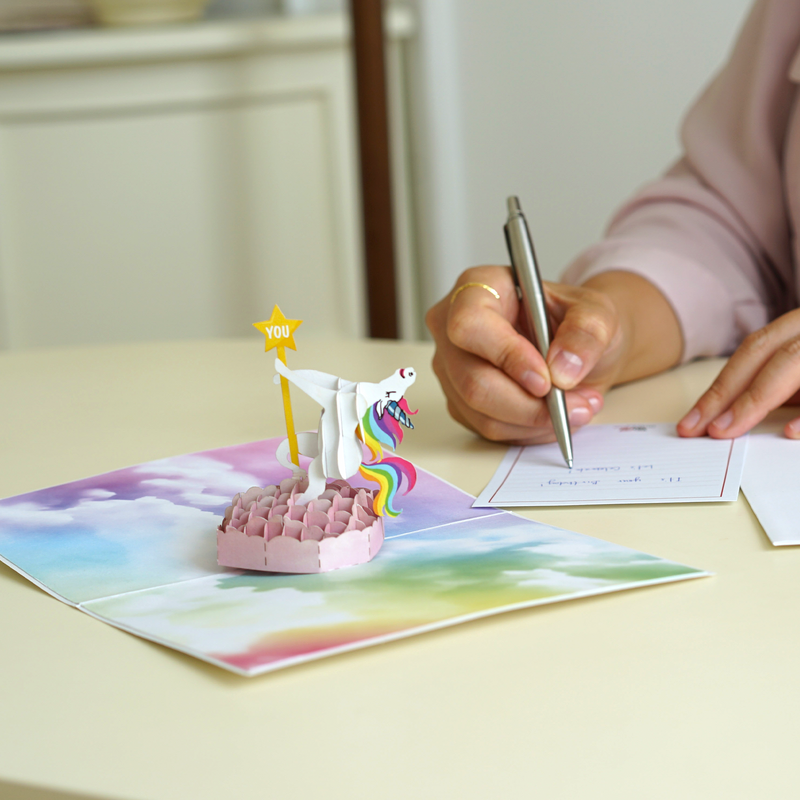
(263, 325, 292, 339)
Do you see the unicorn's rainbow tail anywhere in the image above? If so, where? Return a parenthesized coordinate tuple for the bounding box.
(358, 456, 417, 517)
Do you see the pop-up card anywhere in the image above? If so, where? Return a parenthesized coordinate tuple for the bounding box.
(217, 305, 417, 573)
(0, 439, 710, 677)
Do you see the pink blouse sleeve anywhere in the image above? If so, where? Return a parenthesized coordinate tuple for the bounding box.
(563, 0, 800, 362)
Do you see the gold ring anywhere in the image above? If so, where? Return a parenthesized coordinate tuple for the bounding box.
(450, 282, 501, 305)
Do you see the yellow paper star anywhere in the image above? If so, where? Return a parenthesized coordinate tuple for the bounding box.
(253, 305, 303, 352)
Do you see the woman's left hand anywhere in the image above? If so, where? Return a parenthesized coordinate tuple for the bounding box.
(678, 308, 800, 439)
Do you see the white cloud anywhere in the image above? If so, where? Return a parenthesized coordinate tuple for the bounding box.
(390, 520, 540, 553)
(65, 495, 221, 576)
(140, 485, 233, 508)
(385, 517, 614, 561)
(518, 537, 624, 561)
(0, 502, 74, 528)
(503, 568, 615, 592)
(136, 455, 265, 508)
(89, 581, 356, 656)
(68, 494, 211, 534)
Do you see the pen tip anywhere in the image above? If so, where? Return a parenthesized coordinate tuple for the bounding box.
(566, 458, 573, 469)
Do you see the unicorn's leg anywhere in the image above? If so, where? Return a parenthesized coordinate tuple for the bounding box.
(276, 432, 317, 477)
(296, 456, 327, 504)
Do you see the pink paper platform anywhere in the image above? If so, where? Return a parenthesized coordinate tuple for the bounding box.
(217, 478, 385, 573)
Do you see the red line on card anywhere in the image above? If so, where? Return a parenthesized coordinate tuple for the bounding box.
(490, 448, 524, 503)
(719, 439, 735, 498)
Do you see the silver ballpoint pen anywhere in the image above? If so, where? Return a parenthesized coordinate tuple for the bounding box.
(504, 196, 574, 468)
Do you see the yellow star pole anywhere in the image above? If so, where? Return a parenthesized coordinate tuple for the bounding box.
(253, 306, 303, 466)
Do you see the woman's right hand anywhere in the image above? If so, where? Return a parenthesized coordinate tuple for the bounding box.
(425, 266, 643, 445)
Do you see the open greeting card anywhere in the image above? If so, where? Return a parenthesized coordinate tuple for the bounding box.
(0, 438, 709, 676)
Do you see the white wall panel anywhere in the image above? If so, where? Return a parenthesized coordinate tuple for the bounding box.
(1, 109, 238, 346)
(407, 0, 754, 307)
(244, 97, 348, 338)
(0, 10, 417, 349)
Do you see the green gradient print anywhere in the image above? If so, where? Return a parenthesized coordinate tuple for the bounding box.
(84, 514, 705, 675)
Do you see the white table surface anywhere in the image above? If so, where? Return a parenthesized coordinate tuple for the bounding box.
(1, 338, 798, 800)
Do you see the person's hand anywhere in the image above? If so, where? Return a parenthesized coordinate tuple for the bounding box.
(425, 266, 632, 444)
(678, 308, 800, 440)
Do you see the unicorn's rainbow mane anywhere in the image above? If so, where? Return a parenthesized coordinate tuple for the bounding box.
(356, 398, 417, 516)
(358, 398, 417, 461)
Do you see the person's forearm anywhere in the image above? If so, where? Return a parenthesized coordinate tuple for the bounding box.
(583, 271, 683, 386)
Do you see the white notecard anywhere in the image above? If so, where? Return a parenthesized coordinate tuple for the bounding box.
(474, 423, 747, 507)
(741, 433, 800, 546)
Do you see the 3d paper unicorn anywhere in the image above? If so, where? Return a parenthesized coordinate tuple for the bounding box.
(274, 360, 417, 515)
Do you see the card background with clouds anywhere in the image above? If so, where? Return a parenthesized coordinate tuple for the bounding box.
(0, 439, 708, 676)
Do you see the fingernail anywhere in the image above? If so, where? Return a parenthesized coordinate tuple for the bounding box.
(680, 408, 701, 430)
(569, 406, 592, 427)
(551, 350, 583, 385)
(521, 369, 548, 396)
(585, 394, 603, 413)
(712, 410, 734, 432)
(786, 419, 800, 437)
